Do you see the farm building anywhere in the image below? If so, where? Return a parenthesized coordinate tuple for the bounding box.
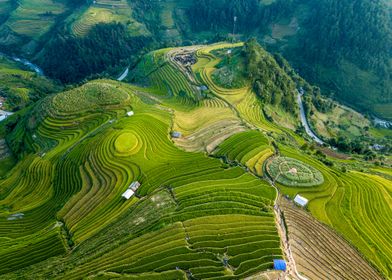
(273, 259, 287, 271)
(126, 111, 134, 117)
(294, 194, 308, 207)
(122, 189, 134, 200)
(129, 181, 141, 192)
(171, 131, 182, 138)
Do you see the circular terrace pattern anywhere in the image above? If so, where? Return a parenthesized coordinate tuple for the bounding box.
(266, 156, 324, 187)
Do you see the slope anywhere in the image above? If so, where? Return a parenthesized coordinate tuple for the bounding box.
(0, 42, 391, 280)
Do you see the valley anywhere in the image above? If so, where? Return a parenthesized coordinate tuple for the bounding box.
(0, 42, 390, 279)
(0, 2, 391, 279)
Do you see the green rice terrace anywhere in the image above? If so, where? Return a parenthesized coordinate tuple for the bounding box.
(265, 157, 324, 187)
(0, 43, 391, 279)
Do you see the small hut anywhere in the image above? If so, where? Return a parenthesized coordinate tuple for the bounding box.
(122, 189, 135, 200)
(126, 111, 134, 117)
(129, 181, 141, 192)
(294, 194, 308, 207)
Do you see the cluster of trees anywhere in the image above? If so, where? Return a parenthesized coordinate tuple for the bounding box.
(186, 0, 294, 34)
(244, 39, 296, 113)
(311, 88, 334, 114)
(328, 135, 391, 159)
(300, 0, 392, 77)
(38, 23, 151, 83)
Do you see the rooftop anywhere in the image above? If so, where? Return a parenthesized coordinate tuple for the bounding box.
(122, 189, 134, 200)
(294, 194, 308, 207)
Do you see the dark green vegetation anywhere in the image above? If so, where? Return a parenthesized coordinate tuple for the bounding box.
(185, 0, 392, 119)
(37, 23, 150, 83)
(244, 40, 296, 114)
(297, 0, 392, 118)
(0, 0, 390, 119)
(211, 48, 247, 89)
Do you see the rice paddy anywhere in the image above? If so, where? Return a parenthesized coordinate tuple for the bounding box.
(280, 197, 382, 280)
(0, 43, 391, 279)
(0, 73, 281, 278)
(3, 0, 66, 39)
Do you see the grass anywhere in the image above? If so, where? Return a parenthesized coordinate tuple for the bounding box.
(311, 103, 371, 139)
(211, 47, 248, 89)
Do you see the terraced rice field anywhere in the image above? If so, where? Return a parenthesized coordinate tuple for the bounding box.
(214, 131, 274, 177)
(276, 145, 392, 278)
(172, 97, 247, 152)
(280, 197, 382, 280)
(70, 1, 148, 37)
(0, 43, 391, 279)
(265, 156, 324, 187)
(4, 0, 66, 39)
(184, 43, 391, 279)
(0, 76, 281, 278)
(193, 44, 282, 133)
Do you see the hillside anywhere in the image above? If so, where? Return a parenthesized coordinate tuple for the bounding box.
(0, 55, 59, 111)
(0, 0, 390, 119)
(0, 43, 390, 279)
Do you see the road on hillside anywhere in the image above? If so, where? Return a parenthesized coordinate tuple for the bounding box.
(0, 110, 13, 122)
(297, 91, 325, 145)
(117, 67, 129, 81)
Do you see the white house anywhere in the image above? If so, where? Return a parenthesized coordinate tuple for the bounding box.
(294, 194, 308, 207)
(122, 189, 135, 200)
(126, 111, 134, 117)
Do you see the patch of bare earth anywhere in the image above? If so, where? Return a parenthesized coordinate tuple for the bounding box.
(280, 198, 382, 280)
(173, 120, 247, 153)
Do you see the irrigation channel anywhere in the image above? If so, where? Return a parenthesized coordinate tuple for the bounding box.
(297, 90, 325, 145)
